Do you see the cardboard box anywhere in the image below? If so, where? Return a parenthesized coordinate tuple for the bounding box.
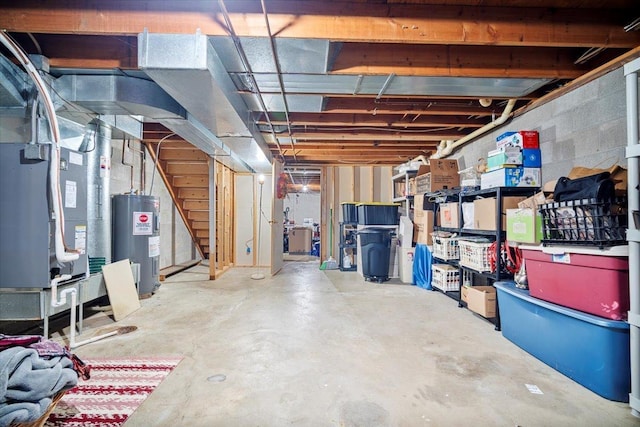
(414, 194, 425, 213)
(496, 130, 539, 149)
(473, 196, 526, 230)
(414, 165, 430, 194)
(517, 191, 548, 209)
(289, 227, 312, 253)
(415, 160, 459, 193)
(414, 211, 434, 245)
(399, 216, 414, 248)
(506, 208, 543, 244)
(487, 146, 523, 171)
(461, 285, 497, 318)
(439, 202, 459, 228)
(522, 149, 542, 168)
(399, 247, 415, 284)
(480, 167, 541, 189)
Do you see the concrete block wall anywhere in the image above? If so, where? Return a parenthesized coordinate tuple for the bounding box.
(454, 68, 628, 182)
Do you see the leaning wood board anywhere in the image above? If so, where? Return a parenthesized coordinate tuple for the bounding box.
(102, 259, 141, 321)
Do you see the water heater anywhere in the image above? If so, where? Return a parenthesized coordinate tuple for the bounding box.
(112, 194, 160, 296)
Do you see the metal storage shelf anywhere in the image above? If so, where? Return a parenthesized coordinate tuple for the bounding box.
(426, 186, 539, 329)
(339, 222, 358, 271)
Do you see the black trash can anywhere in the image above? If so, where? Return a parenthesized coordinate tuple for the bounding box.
(359, 228, 392, 283)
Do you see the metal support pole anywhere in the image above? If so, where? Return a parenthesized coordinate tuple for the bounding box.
(624, 57, 640, 417)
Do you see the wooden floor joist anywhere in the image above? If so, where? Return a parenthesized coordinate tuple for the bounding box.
(159, 260, 202, 281)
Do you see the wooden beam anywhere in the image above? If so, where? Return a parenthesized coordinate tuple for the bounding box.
(280, 146, 432, 152)
(331, 43, 587, 78)
(322, 98, 507, 115)
(2, 2, 638, 48)
(288, 131, 466, 141)
(255, 112, 488, 128)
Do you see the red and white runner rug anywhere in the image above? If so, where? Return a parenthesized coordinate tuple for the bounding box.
(45, 356, 183, 427)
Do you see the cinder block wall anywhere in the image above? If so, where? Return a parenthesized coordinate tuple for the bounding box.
(454, 68, 628, 182)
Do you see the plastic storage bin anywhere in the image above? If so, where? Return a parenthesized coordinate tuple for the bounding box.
(341, 202, 358, 223)
(494, 281, 630, 402)
(458, 238, 493, 272)
(431, 234, 459, 260)
(359, 228, 392, 282)
(431, 264, 460, 292)
(521, 246, 629, 320)
(540, 197, 627, 247)
(356, 203, 399, 225)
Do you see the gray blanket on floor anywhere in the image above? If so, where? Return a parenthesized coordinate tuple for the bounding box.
(0, 347, 78, 425)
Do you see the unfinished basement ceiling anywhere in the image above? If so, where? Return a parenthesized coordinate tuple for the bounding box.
(2, 0, 640, 189)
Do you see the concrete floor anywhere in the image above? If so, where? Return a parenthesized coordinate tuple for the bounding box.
(46, 260, 638, 426)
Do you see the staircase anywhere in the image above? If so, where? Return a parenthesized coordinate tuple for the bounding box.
(145, 140, 210, 258)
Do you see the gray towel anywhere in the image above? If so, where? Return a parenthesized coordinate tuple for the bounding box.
(0, 347, 77, 425)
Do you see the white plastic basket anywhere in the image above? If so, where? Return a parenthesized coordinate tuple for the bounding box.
(458, 239, 493, 272)
(431, 264, 460, 292)
(431, 235, 459, 260)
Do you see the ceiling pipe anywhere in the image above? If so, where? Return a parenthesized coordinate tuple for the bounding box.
(260, 0, 297, 161)
(376, 73, 396, 100)
(430, 98, 517, 159)
(218, 0, 285, 159)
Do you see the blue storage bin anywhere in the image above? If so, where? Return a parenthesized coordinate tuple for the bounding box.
(494, 281, 630, 402)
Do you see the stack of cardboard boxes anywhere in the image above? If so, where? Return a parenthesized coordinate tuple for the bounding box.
(412, 159, 460, 245)
(481, 130, 542, 190)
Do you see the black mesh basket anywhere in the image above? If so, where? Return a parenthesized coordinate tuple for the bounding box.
(540, 197, 627, 248)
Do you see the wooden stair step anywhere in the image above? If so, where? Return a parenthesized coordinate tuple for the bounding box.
(159, 260, 201, 281)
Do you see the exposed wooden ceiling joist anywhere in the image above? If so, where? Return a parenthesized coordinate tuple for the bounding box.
(1, 1, 638, 48)
(2, 0, 639, 175)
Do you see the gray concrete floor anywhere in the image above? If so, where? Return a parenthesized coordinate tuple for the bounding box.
(49, 260, 638, 426)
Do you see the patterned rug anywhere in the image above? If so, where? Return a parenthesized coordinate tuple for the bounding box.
(45, 356, 183, 427)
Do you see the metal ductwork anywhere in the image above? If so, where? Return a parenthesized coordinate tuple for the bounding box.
(0, 55, 27, 109)
(86, 120, 112, 263)
(54, 73, 254, 172)
(138, 31, 273, 173)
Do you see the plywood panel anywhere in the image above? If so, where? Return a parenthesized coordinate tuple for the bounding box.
(102, 260, 140, 321)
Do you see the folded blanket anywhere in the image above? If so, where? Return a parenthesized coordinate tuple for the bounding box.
(0, 347, 78, 425)
(0, 397, 52, 426)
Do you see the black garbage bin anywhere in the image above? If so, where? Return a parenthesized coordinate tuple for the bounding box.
(359, 228, 392, 282)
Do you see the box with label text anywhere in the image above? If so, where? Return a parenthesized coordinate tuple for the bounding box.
(480, 167, 541, 190)
(496, 131, 539, 150)
(506, 208, 543, 244)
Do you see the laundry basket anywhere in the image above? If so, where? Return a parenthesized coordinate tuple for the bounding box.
(12, 391, 66, 427)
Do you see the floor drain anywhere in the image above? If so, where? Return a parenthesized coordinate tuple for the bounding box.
(207, 374, 227, 382)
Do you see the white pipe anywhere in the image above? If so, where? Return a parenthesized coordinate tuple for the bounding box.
(430, 99, 517, 159)
(0, 31, 78, 264)
(50, 276, 118, 348)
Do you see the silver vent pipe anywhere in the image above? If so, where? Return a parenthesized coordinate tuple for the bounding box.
(86, 120, 112, 264)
